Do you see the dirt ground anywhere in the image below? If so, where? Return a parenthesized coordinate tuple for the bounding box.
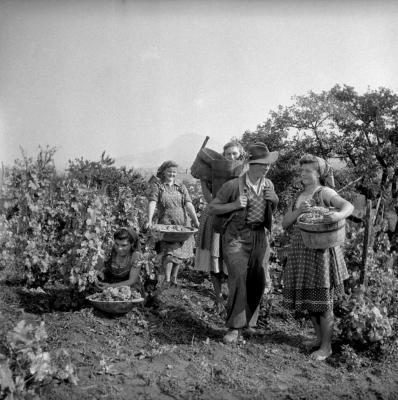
(1, 270, 398, 400)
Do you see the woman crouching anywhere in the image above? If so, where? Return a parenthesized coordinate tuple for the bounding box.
(96, 228, 143, 291)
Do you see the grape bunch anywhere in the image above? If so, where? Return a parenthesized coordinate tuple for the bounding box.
(92, 286, 141, 301)
(154, 224, 187, 232)
(299, 206, 331, 224)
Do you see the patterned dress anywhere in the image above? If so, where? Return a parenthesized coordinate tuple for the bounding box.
(282, 187, 348, 313)
(148, 181, 194, 262)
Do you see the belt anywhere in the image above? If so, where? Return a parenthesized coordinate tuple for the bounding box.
(245, 222, 264, 231)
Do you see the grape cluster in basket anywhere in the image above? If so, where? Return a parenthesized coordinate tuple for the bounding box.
(154, 224, 187, 232)
(92, 286, 142, 301)
(299, 206, 331, 224)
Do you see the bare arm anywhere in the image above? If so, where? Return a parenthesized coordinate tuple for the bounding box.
(282, 201, 312, 230)
(185, 201, 200, 228)
(200, 180, 213, 204)
(146, 200, 156, 228)
(108, 266, 141, 288)
(323, 195, 354, 223)
(97, 252, 143, 289)
(282, 195, 354, 229)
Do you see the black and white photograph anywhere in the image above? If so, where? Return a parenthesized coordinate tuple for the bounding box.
(1, 0, 398, 399)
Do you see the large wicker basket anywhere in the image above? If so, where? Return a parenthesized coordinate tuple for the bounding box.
(297, 217, 345, 249)
(151, 224, 198, 243)
(86, 295, 144, 314)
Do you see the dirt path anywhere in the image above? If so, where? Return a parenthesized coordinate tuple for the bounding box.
(1, 271, 398, 400)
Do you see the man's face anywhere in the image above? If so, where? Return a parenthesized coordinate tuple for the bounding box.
(250, 163, 270, 176)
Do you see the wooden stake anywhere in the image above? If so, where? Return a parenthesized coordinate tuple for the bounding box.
(201, 136, 210, 149)
(372, 196, 382, 225)
(337, 176, 363, 193)
(360, 199, 373, 287)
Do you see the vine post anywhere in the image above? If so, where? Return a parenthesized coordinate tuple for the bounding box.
(360, 200, 373, 288)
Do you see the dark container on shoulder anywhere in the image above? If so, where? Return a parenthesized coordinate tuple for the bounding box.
(190, 147, 226, 181)
(211, 159, 245, 198)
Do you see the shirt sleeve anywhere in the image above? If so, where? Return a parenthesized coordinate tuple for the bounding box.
(147, 183, 160, 202)
(215, 180, 235, 203)
(321, 187, 339, 206)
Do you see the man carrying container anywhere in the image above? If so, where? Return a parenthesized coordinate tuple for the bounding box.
(208, 142, 279, 344)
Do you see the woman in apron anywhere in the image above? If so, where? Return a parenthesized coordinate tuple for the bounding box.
(146, 160, 199, 287)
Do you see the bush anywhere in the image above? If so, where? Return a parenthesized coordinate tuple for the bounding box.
(0, 148, 149, 292)
(336, 221, 398, 354)
(0, 319, 77, 399)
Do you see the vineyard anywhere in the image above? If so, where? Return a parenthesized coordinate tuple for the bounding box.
(1, 86, 398, 399)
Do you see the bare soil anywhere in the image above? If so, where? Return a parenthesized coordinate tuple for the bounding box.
(1, 270, 398, 400)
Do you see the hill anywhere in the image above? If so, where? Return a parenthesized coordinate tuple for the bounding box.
(115, 133, 224, 170)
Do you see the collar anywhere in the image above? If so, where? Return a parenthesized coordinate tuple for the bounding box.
(162, 180, 182, 188)
(244, 173, 265, 196)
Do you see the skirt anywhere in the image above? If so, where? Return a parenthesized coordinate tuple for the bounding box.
(282, 227, 348, 313)
(194, 206, 226, 274)
(159, 235, 195, 263)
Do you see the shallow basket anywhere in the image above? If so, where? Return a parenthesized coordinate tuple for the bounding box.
(297, 218, 346, 249)
(86, 295, 144, 315)
(151, 224, 198, 243)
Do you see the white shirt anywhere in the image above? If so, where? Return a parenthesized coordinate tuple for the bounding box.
(245, 174, 266, 196)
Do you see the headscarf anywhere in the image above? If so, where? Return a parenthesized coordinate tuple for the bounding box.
(299, 154, 335, 188)
(156, 160, 178, 181)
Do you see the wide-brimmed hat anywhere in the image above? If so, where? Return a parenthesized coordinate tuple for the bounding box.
(247, 142, 278, 164)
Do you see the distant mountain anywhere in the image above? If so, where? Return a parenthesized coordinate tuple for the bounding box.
(115, 133, 224, 170)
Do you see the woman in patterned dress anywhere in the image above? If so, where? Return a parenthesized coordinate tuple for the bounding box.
(195, 140, 244, 314)
(282, 154, 354, 361)
(146, 161, 200, 287)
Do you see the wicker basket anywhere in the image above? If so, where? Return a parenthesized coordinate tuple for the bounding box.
(151, 224, 198, 243)
(297, 218, 345, 249)
(86, 295, 144, 314)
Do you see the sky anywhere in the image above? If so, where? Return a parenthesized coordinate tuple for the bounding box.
(1, 0, 398, 169)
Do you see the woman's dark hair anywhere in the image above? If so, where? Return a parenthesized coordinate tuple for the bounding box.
(298, 154, 326, 185)
(111, 228, 140, 257)
(156, 160, 178, 180)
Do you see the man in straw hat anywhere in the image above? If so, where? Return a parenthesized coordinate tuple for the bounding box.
(208, 142, 279, 343)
